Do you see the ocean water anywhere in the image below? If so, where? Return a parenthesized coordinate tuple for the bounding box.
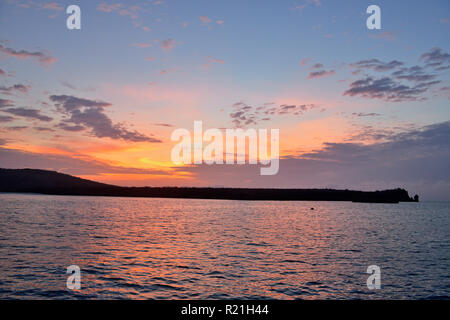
(0, 193, 448, 299)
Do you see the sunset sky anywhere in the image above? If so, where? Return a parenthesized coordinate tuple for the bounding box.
(0, 0, 449, 199)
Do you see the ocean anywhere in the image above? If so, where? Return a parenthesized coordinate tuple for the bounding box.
(0, 193, 448, 299)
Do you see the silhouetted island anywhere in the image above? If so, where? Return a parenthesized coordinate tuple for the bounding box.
(0, 168, 419, 203)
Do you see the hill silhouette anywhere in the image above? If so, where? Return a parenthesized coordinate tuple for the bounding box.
(0, 168, 419, 203)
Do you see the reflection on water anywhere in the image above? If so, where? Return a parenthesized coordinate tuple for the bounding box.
(0, 193, 449, 299)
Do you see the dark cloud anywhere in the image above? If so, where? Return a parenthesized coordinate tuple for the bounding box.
(57, 122, 85, 132)
(303, 122, 450, 163)
(310, 63, 324, 69)
(3, 126, 28, 131)
(0, 98, 14, 108)
(350, 59, 404, 72)
(392, 66, 437, 82)
(420, 47, 450, 70)
(60, 81, 77, 90)
(352, 112, 381, 117)
(0, 115, 14, 122)
(228, 101, 318, 128)
(49, 95, 161, 142)
(343, 76, 440, 102)
(2, 108, 53, 122)
(0, 83, 31, 95)
(345, 49, 450, 102)
(307, 69, 335, 79)
(152, 123, 174, 127)
(161, 39, 175, 51)
(60, 81, 96, 92)
(344, 125, 396, 142)
(276, 104, 317, 115)
(50, 94, 111, 112)
(33, 127, 55, 132)
(0, 44, 57, 66)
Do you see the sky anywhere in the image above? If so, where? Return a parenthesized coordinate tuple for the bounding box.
(0, 0, 449, 200)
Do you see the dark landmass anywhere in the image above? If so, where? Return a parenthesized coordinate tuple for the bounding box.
(0, 168, 419, 203)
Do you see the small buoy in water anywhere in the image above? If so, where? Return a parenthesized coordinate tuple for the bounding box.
(311, 207, 314, 210)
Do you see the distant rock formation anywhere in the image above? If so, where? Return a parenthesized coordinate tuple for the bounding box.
(0, 168, 419, 203)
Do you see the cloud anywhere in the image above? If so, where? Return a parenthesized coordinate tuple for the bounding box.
(0, 84, 31, 95)
(1, 107, 53, 122)
(211, 58, 225, 64)
(200, 16, 211, 23)
(310, 63, 324, 69)
(49, 95, 161, 143)
(392, 66, 437, 82)
(303, 127, 445, 164)
(350, 59, 404, 72)
(97, 2, 122, 13)
(3, 126, 28, 131)
(0, 115, 14, 122)
(117, 8, 139, 20)
(50, 94, 111, 112)
(33, 126, 55, 132)
(8, 0, 64, 13)
(60, 81, 77, 90)
(60, 81, 96, 92)
(0, 98, 14, 108)
(152, 123, 174, 127)
(307, 69, 336, 79)
(133, 43, 152, 48)
(0, 44, 57, 67)
(159, 68, 175, 75)
(343, 76, 439, 102)
(216, 20, 224, 25)
(420, 47, 450, 71)
(57, 122, 85, 132)
(160, 38, 175, 51)
(345, 48, 449, 102)
(344, 125, 397, 142)
(228, 101, 318, 127)
(97, 2, 149, 31)
(172, 121, 450, 200)
(352, 112, 381, 117)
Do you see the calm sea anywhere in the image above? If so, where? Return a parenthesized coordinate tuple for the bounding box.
(0, 193, 448, 299)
